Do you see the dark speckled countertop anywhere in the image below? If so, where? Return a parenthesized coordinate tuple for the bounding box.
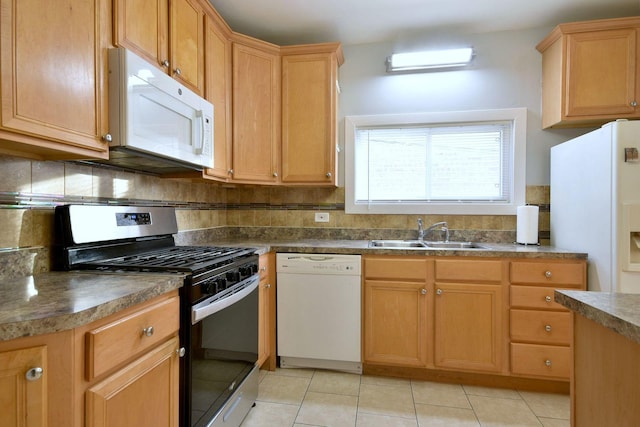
(207, 239, 588, 259)
(0, 271, 185, 341)
(555, 290, 640, 345)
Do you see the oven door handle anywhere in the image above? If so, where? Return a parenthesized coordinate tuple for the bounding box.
(191, 275, 259, 324)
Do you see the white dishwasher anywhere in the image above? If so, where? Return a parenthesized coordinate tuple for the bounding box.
(276, 253, 362, 374)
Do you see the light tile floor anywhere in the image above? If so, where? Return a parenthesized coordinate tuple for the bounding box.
(240, 368, 570, 427)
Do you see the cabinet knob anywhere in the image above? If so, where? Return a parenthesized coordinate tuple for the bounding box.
(544, 270, 552, 278)
(545, 325, 552, 332)
(228, 169, 234, 175)
(436, 288, 443, 295)
(326, 172, 332, 178)
(261, 266, 267, 272)
(421, 288, 427, 295)
(102, 133, 112, 142)
(265, 283, 271, 289)
(161, 59, 170, 68)
(174, 67, 182, 76)
(545, 359, 552, 367)
(545, 295, 552, 303)
(25, 367, 43, 381)
(273, 172, 278, 177)
(631, 101, 638, 107)
(142, 326, 154, 337)
(176, 347, 186, 357)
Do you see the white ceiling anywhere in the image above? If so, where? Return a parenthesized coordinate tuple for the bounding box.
(207, 0, 640, 46)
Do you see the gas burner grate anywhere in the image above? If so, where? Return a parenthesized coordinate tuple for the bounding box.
(90, 246, 249, 270)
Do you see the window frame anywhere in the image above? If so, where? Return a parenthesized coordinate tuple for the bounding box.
(344, 108, 527, 215)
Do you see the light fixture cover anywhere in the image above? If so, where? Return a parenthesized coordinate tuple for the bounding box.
(387, 47, 474, 72)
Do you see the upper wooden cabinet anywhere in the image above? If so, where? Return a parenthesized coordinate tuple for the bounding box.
(202, 9, 233, 182)
(281, 44, 344, 186)
(537, 16, 640, 128)
(113, 0, 205, 95)
(0, 0, 110, 160)
(230, 35, 281, 184)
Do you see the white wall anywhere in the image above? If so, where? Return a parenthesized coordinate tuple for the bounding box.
(337, 27, 595, 185)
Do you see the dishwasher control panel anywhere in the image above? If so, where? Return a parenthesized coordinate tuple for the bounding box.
(276, 254, 362, 275)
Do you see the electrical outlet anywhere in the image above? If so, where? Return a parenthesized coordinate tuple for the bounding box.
(315, 212, 330, 223)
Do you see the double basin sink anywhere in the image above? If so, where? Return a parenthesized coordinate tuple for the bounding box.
(369, 240, 487, 250)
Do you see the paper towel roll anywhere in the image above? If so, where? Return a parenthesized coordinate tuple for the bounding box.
(516, 205, 539, 244)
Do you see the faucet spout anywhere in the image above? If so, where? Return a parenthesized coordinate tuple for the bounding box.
(425, 221, 449, 242)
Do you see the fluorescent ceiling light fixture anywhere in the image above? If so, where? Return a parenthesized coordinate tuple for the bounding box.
(386, 48, 474, 72)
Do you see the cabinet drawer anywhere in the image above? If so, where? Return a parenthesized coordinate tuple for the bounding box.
(510, 343, 570, 379)
(511, 309, 571, 345)
(510, 285, 569, 311)
(435, 259, 503, 282)
(510, 261, 584, 286)
(364, 257, 428, 281)
(86, 295, 180, 380)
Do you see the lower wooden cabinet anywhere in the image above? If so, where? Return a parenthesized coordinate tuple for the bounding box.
(0, 345, 47, 427)
(0, 331, 73, 427)
(363, 256, 430, 367)
(509, 259, 586, 381)
(363, 255, 586, 387)
(85, 337, 180, 427)
(434, 282, 505, 373)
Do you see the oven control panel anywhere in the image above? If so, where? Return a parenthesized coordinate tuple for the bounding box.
(116, 212, 151, 226)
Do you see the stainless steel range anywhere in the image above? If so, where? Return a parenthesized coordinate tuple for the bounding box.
(55, 204, 259, 427)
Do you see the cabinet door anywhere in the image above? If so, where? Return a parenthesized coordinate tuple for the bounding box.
(86, 337, 180, 427)
(434, 283, 503, 373)
(0, 0, 109, 158)
(363, 280, 429, 367)
(281, 53, 338, 185)
(203, 13, 233, 181)
(565, 28, 639, 118)
(113, 0, 169, 72)
(0, 345, 46, 427)
(232, 42, 281, 184)
(169, 0, 204, 94)
(257, 254, 271, 368)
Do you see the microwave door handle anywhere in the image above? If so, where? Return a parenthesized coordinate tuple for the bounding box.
(193, 110, 204, 154)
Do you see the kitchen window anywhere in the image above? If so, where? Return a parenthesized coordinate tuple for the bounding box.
(344, 108, 527, 215)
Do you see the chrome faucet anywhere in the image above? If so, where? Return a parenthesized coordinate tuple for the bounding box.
(424, 221, 450, 242)
(417, 218, 424, 241)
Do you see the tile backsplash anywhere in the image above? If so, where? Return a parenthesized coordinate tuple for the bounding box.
(0, 154, 550, 255)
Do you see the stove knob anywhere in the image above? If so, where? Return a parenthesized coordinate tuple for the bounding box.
(201, 281, 215, 294)
(226, 271, 240, 283)
(215, 277, 227, 292)
(239, 266, 252, 277)
(251, 264, 259, 274)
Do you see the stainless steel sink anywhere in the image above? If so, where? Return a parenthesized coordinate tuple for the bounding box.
(369, 240, 427, 248)
(369, 240, 487, 249)
(423, 241, 487, 249)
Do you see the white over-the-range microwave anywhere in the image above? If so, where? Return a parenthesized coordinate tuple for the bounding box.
(96, 47, 214, 174)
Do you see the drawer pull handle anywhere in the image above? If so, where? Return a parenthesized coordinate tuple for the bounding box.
(545, 271, 552, 278)
(142, 326, 154, 337)
(25, 367, 43, 381)
(545, 295, 552, 303)
(545, 325, 552, 332)
(545, 359, 552, 367)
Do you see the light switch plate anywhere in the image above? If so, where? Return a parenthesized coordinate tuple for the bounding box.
(315, 212, 330, 223)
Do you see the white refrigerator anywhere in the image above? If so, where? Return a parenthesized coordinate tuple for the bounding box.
(551, 120, 640, 293)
